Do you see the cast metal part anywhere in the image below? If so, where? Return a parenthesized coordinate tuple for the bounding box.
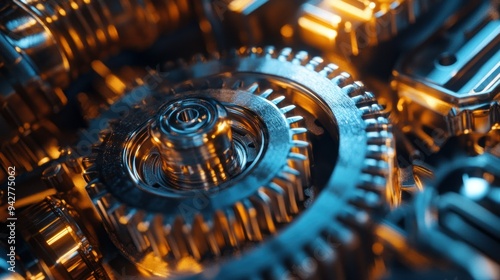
(0, 0, 191, 140)
(295, 0, 443, 57)
(78, 47, 396, 278)
(376, 152, 500, 279)
(17, 196, 107, 279)
(394, 1, 500, 150)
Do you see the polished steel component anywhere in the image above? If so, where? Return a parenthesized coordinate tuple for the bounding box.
(394, 1, 500, 150)
(295, 0, 443, 57)
(0, 120, 61, 183)
(18, 196, 107, 279)
(78, 47, 395, 278)
(150, 97, 240, 188)
(0, 0, 191, 139)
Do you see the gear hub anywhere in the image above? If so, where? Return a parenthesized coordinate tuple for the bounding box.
(149, 97, 241, 188)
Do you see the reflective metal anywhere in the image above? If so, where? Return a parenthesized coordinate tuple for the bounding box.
(394, 1, 500, 150)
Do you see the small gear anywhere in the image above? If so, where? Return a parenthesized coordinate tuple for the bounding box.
(16, 196, 107, 279)
(81, 47, 396, 278)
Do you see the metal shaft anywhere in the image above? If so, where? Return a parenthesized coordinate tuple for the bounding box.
(150, 97, 241, 189)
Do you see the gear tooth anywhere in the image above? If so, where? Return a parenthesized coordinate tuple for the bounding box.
(349, 188, 384, 209)
(118, 206, 137, 225)
(250, 191, 277, 234)
(268, 264, 291, 280)
(305, 56, 325, 71)
(161, 223, 179, 260)
(291, 50, 310, 65)
(281, 166, 305, 201)
(261, 184, 292, 223)
(231, 80, 244, 90)
(146, 214, 169, 258)
(181, 220, 203, 261)
(234, 199, 263, 241)
(363, 157, 390, 177)
(164, 218, 189, 260)
(213, 210, 241, 251)
(259, 88, 274, 99)
(331, 72, 354, 87)
(272, 175, 299, 214)
(263, 45, 276, 58)
(306, 237, 343, 278)
(271, 96, 285, 105)
(323, 221, 359, 252)
(290, 251, 319, 279)
(359, 104, 386, 119)
(126, 210, 152, 254)
(351, 92, 376, 107)
(238, 46, 251, 56)
(249, 46, 264, 56)
(279, 105, 296, 114)
(364, 116, 390, 131)
(192, 215, 221, 259)
(319, 63, 340, 78)
(287, 116, 304, 125)
(291, 127, 308, 136)
(288, 152, 311, 189)
(82, 164, 99, 182)
(102, 198, 125, 231)
(359, 173, 387, 193)
(366, 130, 393, 147)
(366, 144, 390, 161)
(339, 206, 371, 228)
(292, 140, 309, 148)
(278, 47, 293, 61)
(86, 180, 107, 199)
(342, 81, 366, 98)
(244, 82, 260, 93)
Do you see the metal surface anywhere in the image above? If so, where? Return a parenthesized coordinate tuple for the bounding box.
(16, 196, 106, 279)
(149, 97, 241, 188)
(0, 1, 499, 279)
(394, 0, 500, 151)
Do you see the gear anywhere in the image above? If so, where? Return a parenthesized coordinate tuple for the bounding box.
(296, 0, 444, 57)
(17, 196, 107, 279)
(81, 47, 396, 278)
